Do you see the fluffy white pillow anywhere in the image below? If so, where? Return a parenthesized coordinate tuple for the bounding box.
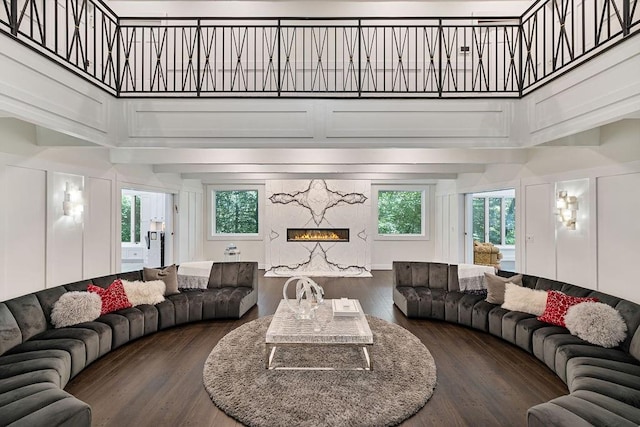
(502, 283, 548, 316)
(122, 279, 166, 306)
(51, 291, 102, 328)
(565, 302, 627, 348)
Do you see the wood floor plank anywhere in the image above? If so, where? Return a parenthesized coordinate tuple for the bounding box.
(65, 271, 568, 426)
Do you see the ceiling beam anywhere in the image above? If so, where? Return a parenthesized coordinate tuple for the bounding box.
(183, 172, 459, 181)
(153, 163, 485, 174)
(112, 147, 527, 165)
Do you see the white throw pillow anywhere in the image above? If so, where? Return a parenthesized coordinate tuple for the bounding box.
(501, 283, 548, 316)
(122, 279, 166, 306)
(565, 302, 627, 348)
(51, 291, 102, 328)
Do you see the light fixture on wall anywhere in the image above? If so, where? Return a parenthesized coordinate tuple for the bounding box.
(556, 190, 578, 230)
(63, 182, 84, 217)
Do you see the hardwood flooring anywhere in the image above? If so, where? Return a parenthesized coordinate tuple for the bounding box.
(65, 271, 568, 427)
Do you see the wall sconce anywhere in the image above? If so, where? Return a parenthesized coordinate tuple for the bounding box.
(556, 190, 578, 230)
(63, 182, 84, 217)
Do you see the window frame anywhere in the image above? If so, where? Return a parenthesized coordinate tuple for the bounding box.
(373, 185, 430, 241)
(206, 184, 264, 241)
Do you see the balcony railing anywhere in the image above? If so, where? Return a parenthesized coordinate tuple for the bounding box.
(0, 0, 638, 98)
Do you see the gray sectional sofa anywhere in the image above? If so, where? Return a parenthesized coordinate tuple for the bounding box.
(0, 261, 258, 426)
(392, 261, 640, 427)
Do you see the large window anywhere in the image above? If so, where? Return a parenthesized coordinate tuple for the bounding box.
(208, 185, 263, 239)
(374, 186, 429, 240)
(472, 195, 515, 246)
(121, 194, 141, 243)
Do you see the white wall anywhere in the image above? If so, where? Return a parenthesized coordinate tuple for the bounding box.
(0, 118, 200, 300)
(445, 119, 640, 303)
(108, 1, 531, 18)
(1, 166, 46, 299)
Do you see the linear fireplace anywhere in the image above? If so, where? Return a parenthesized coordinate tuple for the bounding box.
(287, 228, 349, 242)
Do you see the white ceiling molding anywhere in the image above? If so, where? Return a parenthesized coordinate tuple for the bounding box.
(111, 147, 528, 165)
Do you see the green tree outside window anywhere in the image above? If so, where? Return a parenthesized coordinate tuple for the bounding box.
(489, 198, 502, 245)
(378, 190, 423, 234)
(504, 197, 516, 245)
(472, 198, 485, 242)
(121, 195, 141, 243)
(215, 190, 259, 234)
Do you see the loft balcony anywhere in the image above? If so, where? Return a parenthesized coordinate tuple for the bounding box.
(0, 0, 638, 99)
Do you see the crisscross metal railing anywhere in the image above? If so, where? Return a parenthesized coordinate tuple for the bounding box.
(0, 0, 638, 98)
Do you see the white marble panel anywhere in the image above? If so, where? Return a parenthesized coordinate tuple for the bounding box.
(265, 180, 371, 277)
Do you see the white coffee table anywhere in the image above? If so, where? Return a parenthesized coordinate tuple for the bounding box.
(265, 299, 373, 371)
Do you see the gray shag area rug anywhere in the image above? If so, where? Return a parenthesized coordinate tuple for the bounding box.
(203, 315, 437, 427)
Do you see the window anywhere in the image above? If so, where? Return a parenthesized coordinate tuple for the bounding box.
(121, 194, 141, 243)
(472, 195, 515, 246)
(374, 186, 429, 240)
(208, 185, 263, 240)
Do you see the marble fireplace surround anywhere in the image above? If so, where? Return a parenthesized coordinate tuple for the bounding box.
(265, 179, 372, 277)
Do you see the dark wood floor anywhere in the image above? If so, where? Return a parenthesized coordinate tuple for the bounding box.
(65, 271, 568, 427)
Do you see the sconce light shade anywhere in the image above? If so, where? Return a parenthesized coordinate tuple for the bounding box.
(63, 182, 84, 217)
(557, 191, 578, 230)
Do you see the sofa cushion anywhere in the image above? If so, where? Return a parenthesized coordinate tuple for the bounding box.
(34, 287, 67, 328)
(90, 274, 118, 289)
(554, 343, 636, 383)
(208, 262, 257, 289)
(0, 385, 91, 427)
(63, 279, 92, 293)
(0, 370, 64, 394)
(95, 313, 130, 349)
(133, 305, 159, 336)
(0, 349, 72, 387)
(485, 273, 522, 304)
(565, 302, 627, 348)
(538, 291, 598, 327)
(5, 295, 48, 343)
(114, 308, 145, 341)
(0, 304, 22, 356)
(614, 299, 640, 354)
(122, 280, 165, 306)
(50, 292, 101, 328)
(502, 311, 535, 345)
(144, 265, 179, 296)
(571, 390, 640, 426)
(88, 281, 132, 315)
(155, 300, 176, 330)
(66, 322, 112, 358)
(117, 270, 143, 282)
(515, 317, 549, 353)
(471, 300, 497, 332)
(167, 293, 189, 325)
(529, 394, 639, 427)
(202, 287, 253, 319)
(5, 337, 87, 380)
(502, 283, 548, 315)
(31, 328, 101, 366)
(396, 286, 446, 318)
(570, 376, 640, 409)
(535, 277, 567, 292)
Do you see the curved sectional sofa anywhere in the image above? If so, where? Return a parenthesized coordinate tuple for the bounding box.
(0, 262, 258, 426)
(392, 261, 640, 427)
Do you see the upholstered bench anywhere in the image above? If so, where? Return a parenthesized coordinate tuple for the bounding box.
(392, 261, 640, 427)
(0, 261, 258, 426)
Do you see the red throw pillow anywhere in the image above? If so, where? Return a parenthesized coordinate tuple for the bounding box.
(537, 290, 598, 327)
(88, 280, 132, 315)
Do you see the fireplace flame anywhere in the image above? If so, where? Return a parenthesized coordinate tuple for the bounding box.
(293, 230, 342, 241)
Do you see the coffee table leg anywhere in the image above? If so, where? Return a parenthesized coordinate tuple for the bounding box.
(265, 344, 277, 369)
(362, 345, 373, 371)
